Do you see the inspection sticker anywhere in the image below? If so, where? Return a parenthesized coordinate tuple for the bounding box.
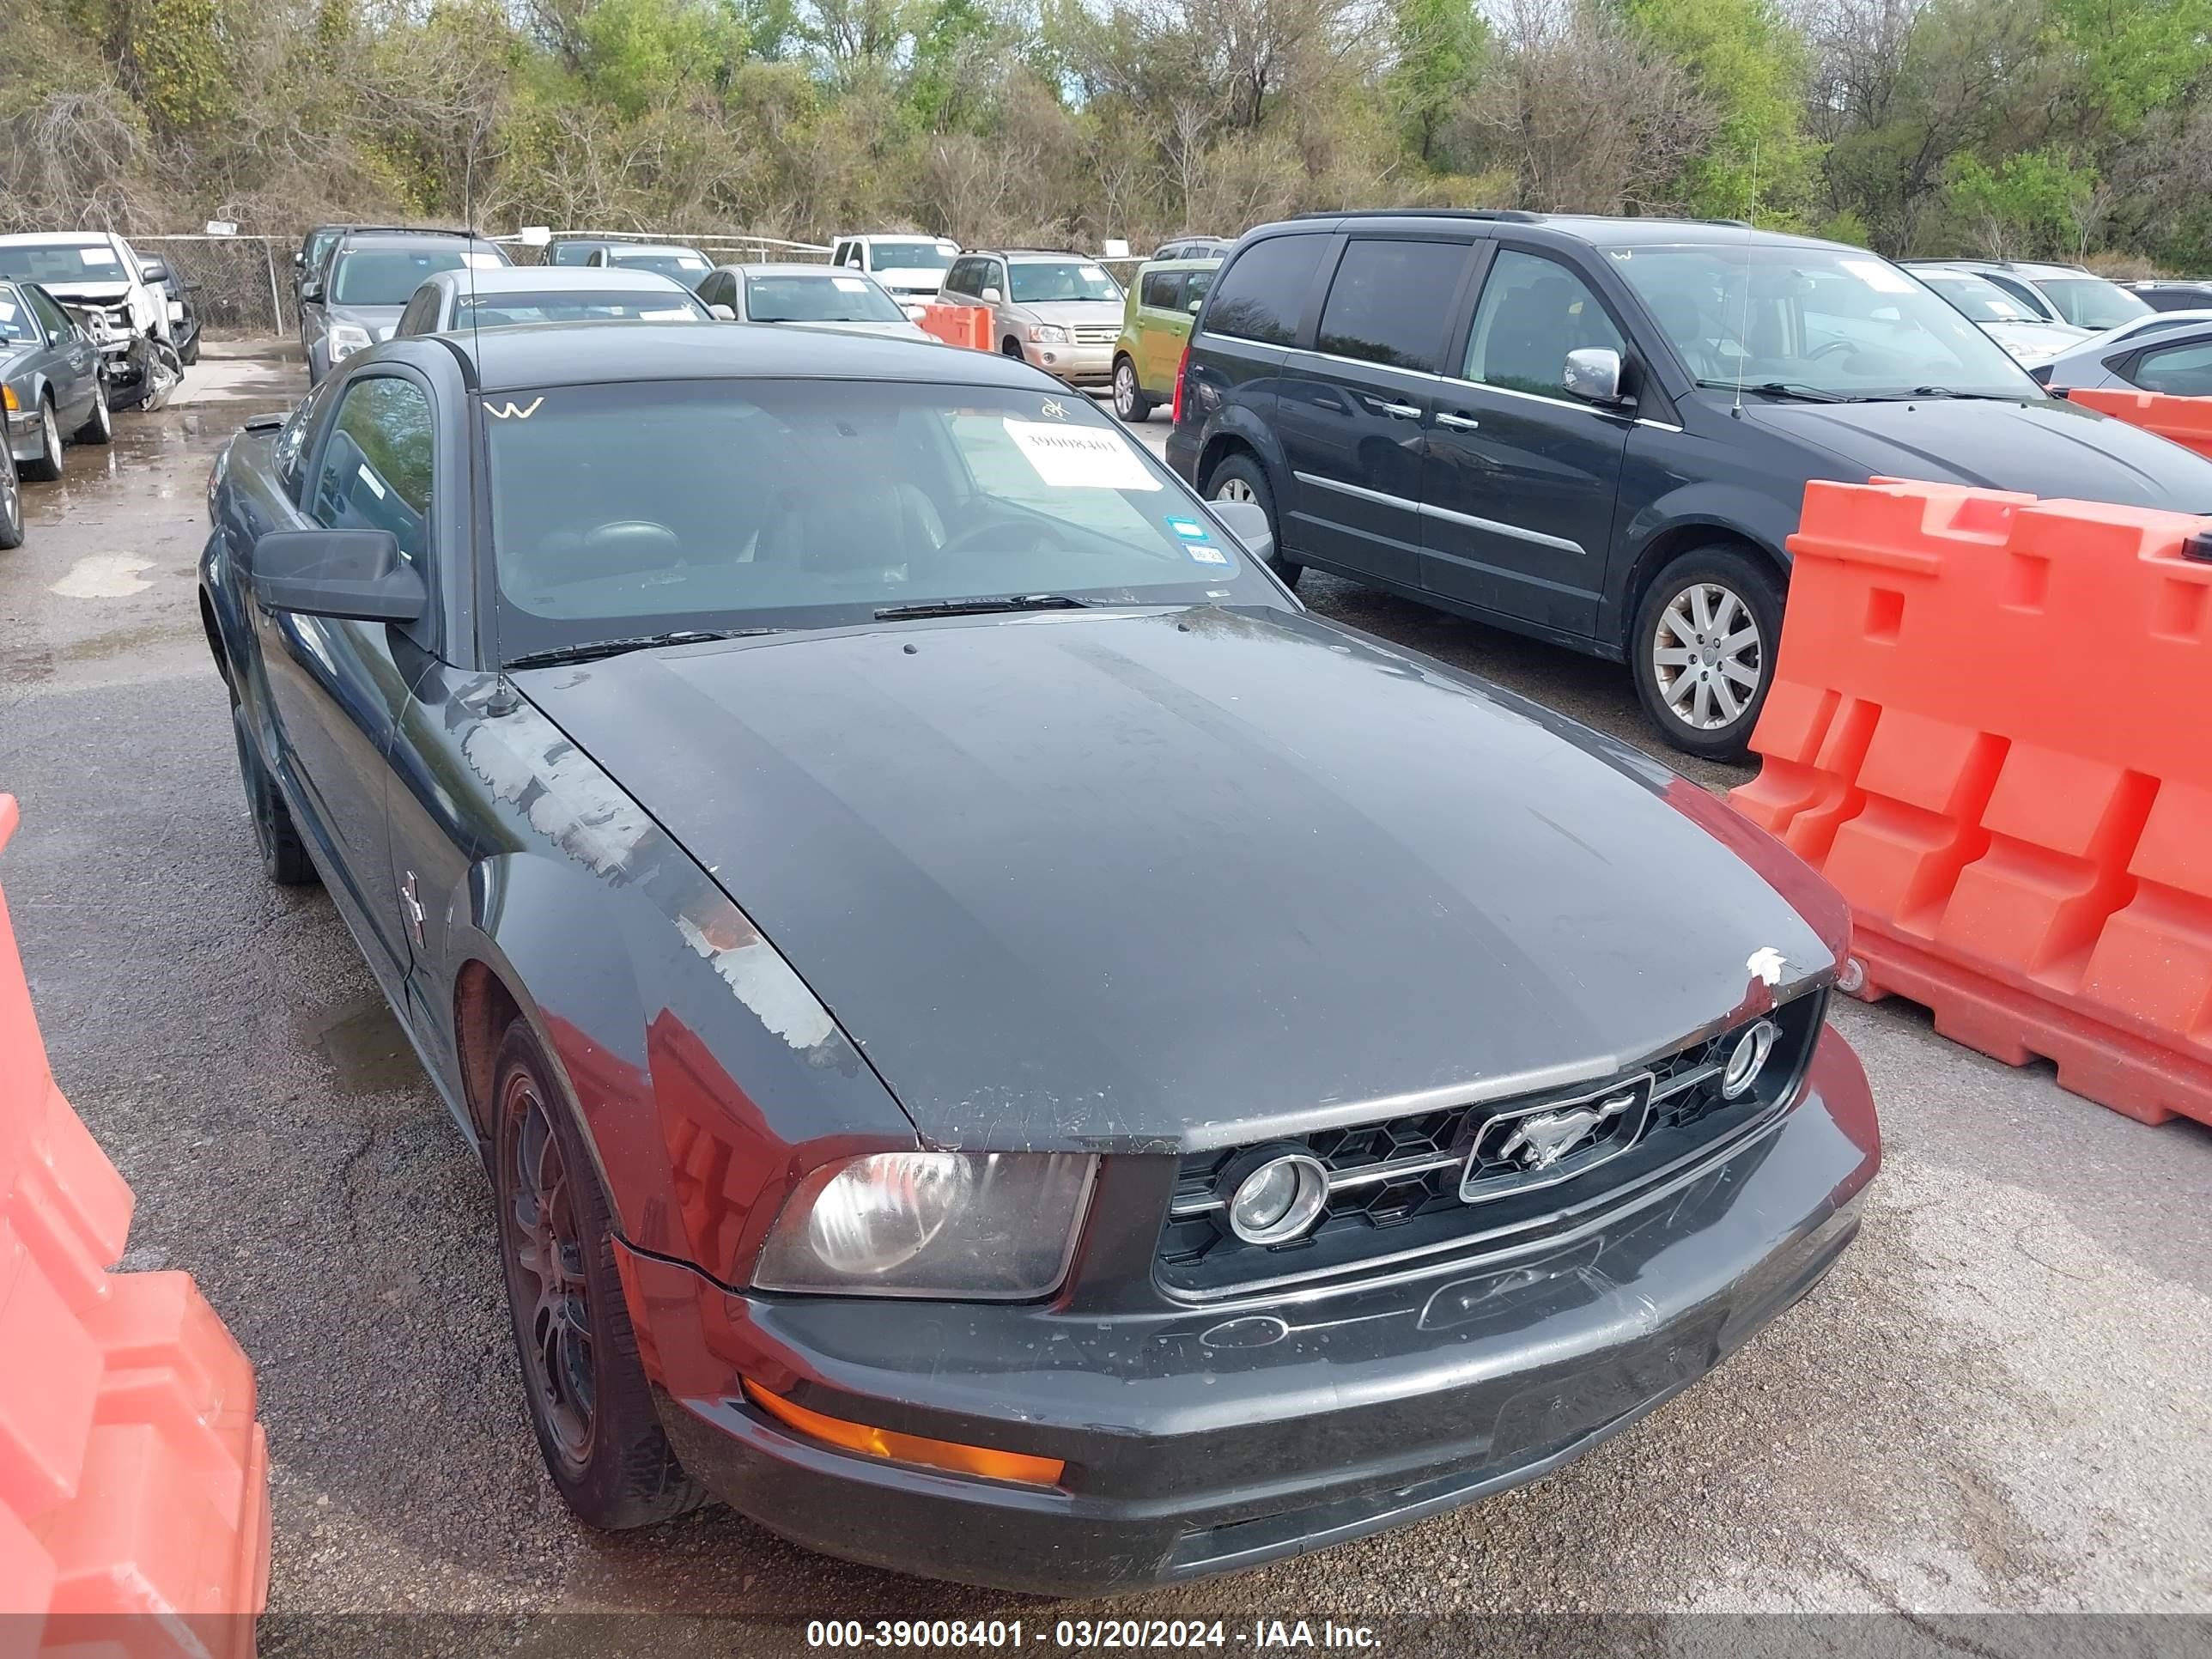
(1003, 419, 1160, 490)
(1165, 515, 1210, 540)
(831, 276, 869, 293)
(1186, 542, 1232, 567)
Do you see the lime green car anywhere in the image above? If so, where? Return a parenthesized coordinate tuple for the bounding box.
(1110, 256, 1218, 422)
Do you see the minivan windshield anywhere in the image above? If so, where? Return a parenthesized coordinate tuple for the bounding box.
(2034, 276, 2152, 331)
(1008, 261, 1121, 304)
(483, 379, 1272, 659)
(1610, 243, 2041, 399)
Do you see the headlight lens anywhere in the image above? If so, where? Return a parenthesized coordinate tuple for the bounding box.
(328, 323, 372, 361)
(1027, 324, 1070, 343)
(754, 1151, 1096, 1298)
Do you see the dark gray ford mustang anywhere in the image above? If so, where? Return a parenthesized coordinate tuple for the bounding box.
(199, 323, 1878, 1592)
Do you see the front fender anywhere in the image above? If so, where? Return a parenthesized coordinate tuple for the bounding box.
(1622, 479, 1797, 574)
(428, 691, 919, 1286)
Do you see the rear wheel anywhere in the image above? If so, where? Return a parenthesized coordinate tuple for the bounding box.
(1206, 453, 1298, 589)
(491, 1018, 705, 1529)
(20, 397, 62, 483)
(1631, 545, 1784, 761)
(1111, 356, 1152, 422)
(0, 447, 22, 550)
(75, 379, 112, 446)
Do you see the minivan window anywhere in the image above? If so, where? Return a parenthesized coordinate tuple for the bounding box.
(1318, 240, 1470, 374)
(1609, 242, 2036, 399)
(1206, 236, 1326, 346)
(1464, 250, 1626, 396)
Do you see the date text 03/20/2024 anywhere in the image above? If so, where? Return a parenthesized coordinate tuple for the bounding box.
(805, 1620, 1382, 1650)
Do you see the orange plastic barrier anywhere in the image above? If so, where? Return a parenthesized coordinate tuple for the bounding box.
(2066, 386, 2212, 460)
(917, 303, 991, 352)
(0, 794, 271, 1656)
(1731, 481, 2212, 1127)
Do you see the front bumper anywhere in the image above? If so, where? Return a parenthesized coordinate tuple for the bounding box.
(1021, 339, 1115, 386)
(620, 1025, 1878, 1594)
(5, 404, 40, 463)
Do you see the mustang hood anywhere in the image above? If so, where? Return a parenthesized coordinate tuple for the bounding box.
(519, 611, 1833, 1151)
(1746, 393, 2212, 507)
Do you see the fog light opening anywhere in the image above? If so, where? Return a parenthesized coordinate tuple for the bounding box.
(742, 1379, 1065, 1487)
(1224, 1152, 1329, 1246)
(1722, 1018, 1780, 1100)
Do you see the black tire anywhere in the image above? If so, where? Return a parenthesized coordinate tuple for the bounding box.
(229, 694, 318, 885)
(0, 446, 22, 550)
(491, 1018, 705, 1530)
(1204, 452, 1298, 589)
(179, 335, 200, 368)
(75, 378, 112, 446)
(1630, 544, 1785, 762)
(1111, 356, 1152, 422)
(20, 396, 62, 483)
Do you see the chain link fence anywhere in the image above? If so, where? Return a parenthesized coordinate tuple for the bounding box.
(135, 235, 291, 338)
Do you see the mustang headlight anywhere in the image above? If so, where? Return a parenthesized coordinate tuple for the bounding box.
(328, 323, 372, 362)
(754, 1151, 1095, 1298)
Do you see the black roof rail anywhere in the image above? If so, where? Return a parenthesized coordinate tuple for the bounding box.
(1291, 208, 1545, 224)
(337, 224, 493, 241)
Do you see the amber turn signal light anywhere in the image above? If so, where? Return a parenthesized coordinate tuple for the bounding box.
(743, 1379, 1065, 1488)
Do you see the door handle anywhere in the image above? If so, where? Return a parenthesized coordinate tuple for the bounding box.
(1377, 402, 1424, 421)
(1436, 411, 1480, 431)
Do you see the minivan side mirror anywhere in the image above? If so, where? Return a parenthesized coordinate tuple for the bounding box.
(249, 529, 425, 623)
(1207, 500, 1274, 568)
(981, 286, 1001, 303)
(1563, 346, 1626, 404)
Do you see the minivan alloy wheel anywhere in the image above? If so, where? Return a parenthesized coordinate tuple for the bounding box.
(1212, 476, 1257, 505)
(1652, 582, 1763, 731)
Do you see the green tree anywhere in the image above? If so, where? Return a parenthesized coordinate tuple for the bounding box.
(1620, 0, 1814, 222)
(1385, 0, 1486, 166)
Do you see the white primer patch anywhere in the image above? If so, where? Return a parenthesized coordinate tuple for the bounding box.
(49, 554, 155, 599)
(1747, 945, 1787, 987)
(677, 915, 837, 1051)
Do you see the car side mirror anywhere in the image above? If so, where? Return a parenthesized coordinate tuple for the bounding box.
(709, 302, 736, 321)
(301, 279, 323, 303)
(249, 529, 425, 623)
(1207, 500, 1274, 568)
(1188, 299, 1202, 315)
(1563, 347, 1626, 404)
(981, 286, 1001, 303)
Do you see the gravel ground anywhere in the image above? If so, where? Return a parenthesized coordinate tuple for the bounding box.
(1, 380, 2207, 1658)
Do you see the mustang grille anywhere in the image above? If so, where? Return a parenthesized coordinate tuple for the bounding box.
(1156, 990, 1827, 1297)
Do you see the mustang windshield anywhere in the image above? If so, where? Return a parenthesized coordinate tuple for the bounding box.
(483, 379, 1274, 659)
(1609, 243, 2041, 400)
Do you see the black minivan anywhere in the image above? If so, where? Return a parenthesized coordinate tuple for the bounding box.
(1165, 210, 2212, 757)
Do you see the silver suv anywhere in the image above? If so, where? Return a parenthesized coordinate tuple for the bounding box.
(938, 249, 1127, 386)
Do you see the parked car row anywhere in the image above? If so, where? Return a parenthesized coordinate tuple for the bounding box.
(0, 229, 198, 550)
(200, 289, 1881, 1594)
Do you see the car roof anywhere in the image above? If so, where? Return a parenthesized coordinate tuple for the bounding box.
(600, 243, 705, 257)
(441, 319, 1055, 393)
(337, 228, 497, 251)
(1262, 209, 1854, 253)
(422, 266, 694, 295)
(720, 262, 858, 278)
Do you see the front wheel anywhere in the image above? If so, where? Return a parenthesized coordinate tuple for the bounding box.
(491, 1018, 705, 1529)
(1206, 453, 1299, 589)
(1630, 546, 1784, 761)
(20, 398, 62, 483)
(1111, 356, 1152, 422)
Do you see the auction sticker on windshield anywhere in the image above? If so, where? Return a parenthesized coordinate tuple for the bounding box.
(1003, 420, 1160, 490)
(1840, 257, 1915, 294)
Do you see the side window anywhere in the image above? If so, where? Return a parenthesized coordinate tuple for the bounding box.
(984, 261, 1006, 298)
(1983, 272, 2051, 321)
(1316, 239, 1470, 373)
(1206, 235, 1327, 345)
(310, 377, 434, 564)
(1140, 270, 1184, 310)
(273, 380, 337, 504)
(943, 258, 973, 296)
(1184, 267, 1214, 310)
(395, 289, 435, 337)
(2133, 338, 2212, 397)
(25, 286, 74, 342)
(1462, 249, 1627, 398)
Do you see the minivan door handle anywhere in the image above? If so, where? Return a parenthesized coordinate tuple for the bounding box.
(1436, 411, 1480, 431)
(1376, 402, 1423, 421)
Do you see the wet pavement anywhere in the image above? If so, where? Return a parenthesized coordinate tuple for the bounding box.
(2, 372, 2209, 1656)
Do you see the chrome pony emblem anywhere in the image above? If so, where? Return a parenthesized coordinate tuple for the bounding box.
(1497, 1092, 1637, 1171)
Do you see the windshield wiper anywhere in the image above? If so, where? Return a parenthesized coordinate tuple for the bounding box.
(502, 627, 778, 670)
(1700, 379, 1856, 404)
(1893, 386, 2026, 401)
(873, 593, 1095, 622)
